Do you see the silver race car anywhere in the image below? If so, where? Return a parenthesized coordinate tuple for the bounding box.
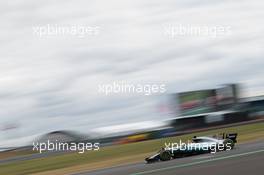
(145, 133, 237, 163)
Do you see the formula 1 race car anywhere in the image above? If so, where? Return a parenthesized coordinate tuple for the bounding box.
(145, 133, 237, 163)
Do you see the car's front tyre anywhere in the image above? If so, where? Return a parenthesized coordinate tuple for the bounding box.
(160, 151, 172, 161)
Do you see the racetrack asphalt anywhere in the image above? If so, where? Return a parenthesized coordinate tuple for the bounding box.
(73, 140, 264, 175)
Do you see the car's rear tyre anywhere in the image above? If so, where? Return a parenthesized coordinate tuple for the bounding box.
(223, 138, 234, 150)
(160, 151, 171, 161)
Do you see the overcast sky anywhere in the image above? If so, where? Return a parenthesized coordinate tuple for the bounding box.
(0, 0, 264, 146)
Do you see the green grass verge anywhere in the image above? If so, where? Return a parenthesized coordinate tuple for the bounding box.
(0, 122, 264, 175)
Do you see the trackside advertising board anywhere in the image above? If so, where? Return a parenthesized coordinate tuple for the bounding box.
(178, 90, 217, 116)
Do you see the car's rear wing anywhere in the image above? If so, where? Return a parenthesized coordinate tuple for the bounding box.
(224, 133, 238, 143)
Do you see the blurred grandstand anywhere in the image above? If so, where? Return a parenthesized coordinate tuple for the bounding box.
(1, 84, 264, 152)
